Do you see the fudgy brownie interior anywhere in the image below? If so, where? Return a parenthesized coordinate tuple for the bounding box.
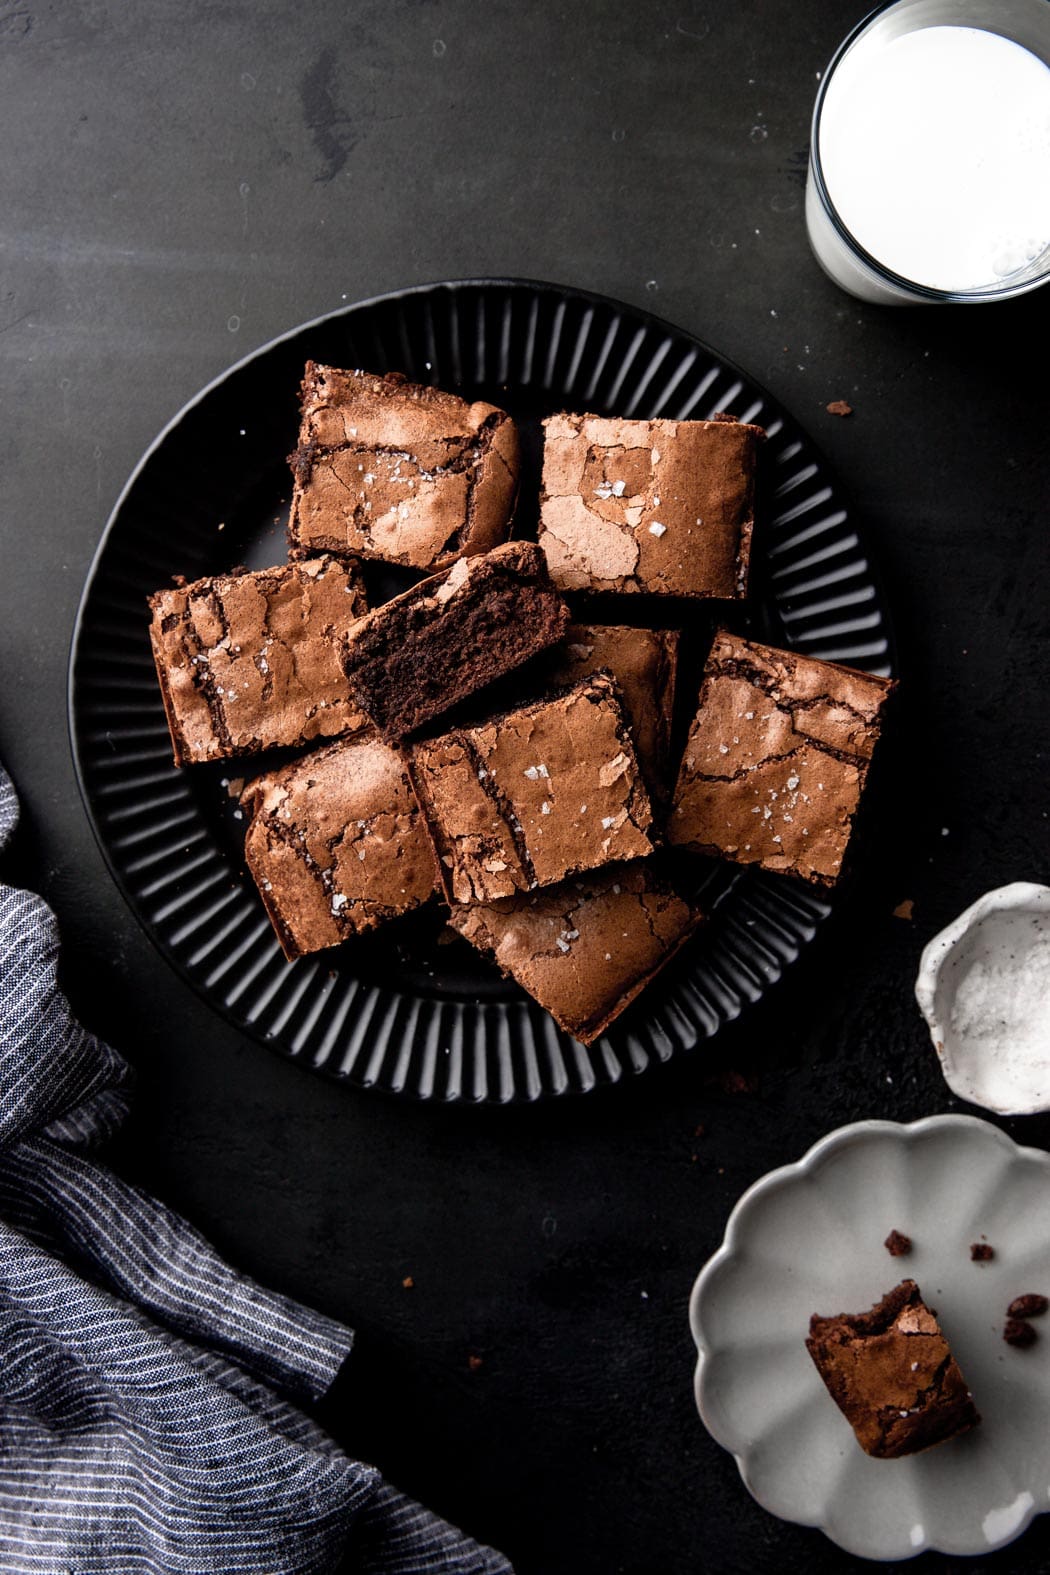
(342, 542, 569, 741)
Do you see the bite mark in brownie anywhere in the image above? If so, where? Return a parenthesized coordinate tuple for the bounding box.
(340, 540, 570, 742)
(148, 556, 369, 766)
(806, 1279, 980, 1459)
(240, 734, 438, 959)
(537, 411, 762, 597)
(667, 630, 896, 885)
(449, 862, 701, 1044)
(535, 624, 680, 804)
(288, 364, 520, 571)
(408, 673, 655, 904)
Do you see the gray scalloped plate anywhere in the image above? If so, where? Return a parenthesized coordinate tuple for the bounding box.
(69, 278, 895, 1101)
(690, 1115, 1050, 1559)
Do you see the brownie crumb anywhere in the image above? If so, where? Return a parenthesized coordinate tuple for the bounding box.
(1008, 1293, 1049, 1319)
(718, 1068, 759, 1096)
(1004, 1319, 1038, 1348)
(884, 1230, 912, 1257)
(970, 1243, 995, 1262)
(892, 898, 914, 920)
(467, 1354, 484, 1372)
(826, 399, 853, 417)
(401, 1276, 415, 1290)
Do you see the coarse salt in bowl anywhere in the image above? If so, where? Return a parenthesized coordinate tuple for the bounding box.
(915, 883, 1050, 1115)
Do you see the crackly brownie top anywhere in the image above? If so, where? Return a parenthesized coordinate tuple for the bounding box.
(148, 555, 369, 765)
(667, 630, 895, 884)
(806, 1279, 980, 1459)
(288, 363, 519, 571)
(241, 734, 437, 958)
(449, 863, 700, 1045)
(409, 672, 655, 904)
(537, 411, 762, 597)
(537, 624, 680, 801)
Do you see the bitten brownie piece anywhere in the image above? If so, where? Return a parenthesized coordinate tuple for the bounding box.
(340, 540, 570, 742)
(536, 624, 680, 803)
(537, 411, 762, 597)
(449, 863, 701, 1045)
(148, 556, 369, 766)
(408, 673, 655, 904)
(806, 1280, 980, 1459)
(241, 734, 438, 959)
(287, 363, 520, 571)
(667, 630, 895, 885)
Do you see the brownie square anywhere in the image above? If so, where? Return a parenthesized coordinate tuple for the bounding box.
(449, 863, 701, 1045)
(241, 734, 438, 959)
(537, 623, 680, 803)
(667, 631, 895, 885)
(408, 673, 655, 904)
(288, 363, 520, 572)
(148, 556, 369, 766)
(806, 1280, 980, 1459)
(537, 411, 762, 597)
(340, 540, 570, 743)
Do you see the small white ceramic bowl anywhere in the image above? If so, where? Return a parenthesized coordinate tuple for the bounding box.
(915, 883, 1050, 1116)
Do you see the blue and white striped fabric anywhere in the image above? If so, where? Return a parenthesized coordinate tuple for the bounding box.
(0, 763, 511, 1574)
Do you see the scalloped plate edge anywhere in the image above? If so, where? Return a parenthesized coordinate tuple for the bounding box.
(688, 1113, 1050, 1560)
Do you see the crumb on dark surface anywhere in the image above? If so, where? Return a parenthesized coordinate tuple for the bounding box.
(468, 1354, 484, 1372)
(401, 1276, 415, 1290)
(971, 1243, 995, 1262)
(892, 898, 914, 920)
(1008, 1293, 1049, 1319)
(884, 1230, 912, 1257)
(717, 1068, 759, 1096)
(1004, 1319, 1038, 1348)
(826, 399, 853, 417)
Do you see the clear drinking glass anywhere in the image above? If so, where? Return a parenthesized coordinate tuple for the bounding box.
(805, 0, 1050, 303)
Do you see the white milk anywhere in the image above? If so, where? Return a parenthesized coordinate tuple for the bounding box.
(812, 25, 1050, 297)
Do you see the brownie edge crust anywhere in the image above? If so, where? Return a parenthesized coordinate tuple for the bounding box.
(806, 1280, 980, 1459)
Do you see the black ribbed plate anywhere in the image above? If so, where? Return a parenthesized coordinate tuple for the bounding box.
(69, 280, 895, 1102)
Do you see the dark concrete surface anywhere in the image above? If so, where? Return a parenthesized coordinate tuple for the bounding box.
(1, 2, 1049, 1571)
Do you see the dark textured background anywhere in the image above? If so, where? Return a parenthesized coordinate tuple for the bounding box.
(1, 2, 1049, 1571)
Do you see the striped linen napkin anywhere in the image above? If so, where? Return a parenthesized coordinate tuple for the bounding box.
(0, 763, 511, 1574)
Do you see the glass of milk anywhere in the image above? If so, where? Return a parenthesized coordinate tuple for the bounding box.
(806, 0, 1050, 303)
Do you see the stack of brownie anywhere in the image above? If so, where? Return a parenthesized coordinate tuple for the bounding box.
(148, 363, 895, 1046)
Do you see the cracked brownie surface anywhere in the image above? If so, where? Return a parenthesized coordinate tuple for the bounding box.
(806, 1279, 980, 1459)
(449, 862, 701, 1045)
(667, 630, 895, 885)
(537, 411, 762, 597)
(148, 555, 369, 766)
(536, 624, 680, 804)
(340, 540, 570, 742)
(409, 672, 655, 904)
(241, 734, 438, 959)
(288, 363, 519, 571)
